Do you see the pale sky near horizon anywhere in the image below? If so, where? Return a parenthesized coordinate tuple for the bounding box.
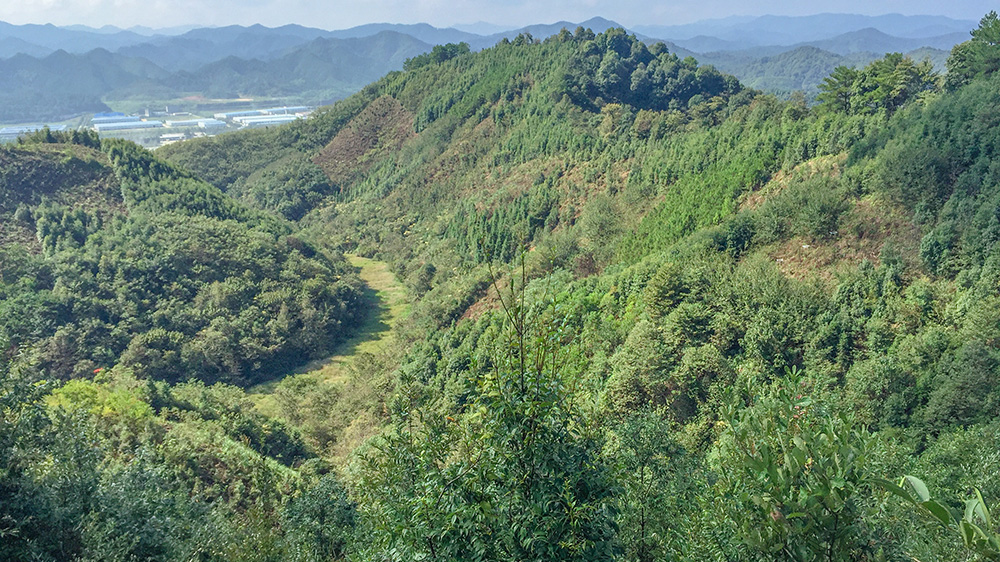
(0, 0, 993, 30)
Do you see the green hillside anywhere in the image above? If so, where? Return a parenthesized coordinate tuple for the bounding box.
(5, 13, 1000, 562)
(0, 131, 365, 386)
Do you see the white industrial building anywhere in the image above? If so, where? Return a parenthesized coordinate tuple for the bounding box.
(91, 115, 142, 125)
(165, 119, 227, 130)
(264, 106, 309, 115)
(214, 110, 267, 120)
(165, 119, 206, 128)
(159, 133, 187, 144)
(214, 106, 312, 121)
(198, 119, 227, 130)
(234, 115, 299, 128)
(93, 121, 164, 132)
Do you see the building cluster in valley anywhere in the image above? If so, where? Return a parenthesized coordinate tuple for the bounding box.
(0, 106, 313, 148)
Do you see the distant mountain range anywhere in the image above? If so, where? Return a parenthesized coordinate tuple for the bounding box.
(634, 13, 976, 47)
(0, 13, 977, 123)
(0, 32, 433, 122)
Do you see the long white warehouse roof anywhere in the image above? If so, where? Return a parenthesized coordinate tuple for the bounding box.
(93, 121, 164, 131)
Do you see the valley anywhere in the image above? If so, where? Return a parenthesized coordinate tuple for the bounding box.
(2, 10, 1000, 562)
(283, 254, 409, 385)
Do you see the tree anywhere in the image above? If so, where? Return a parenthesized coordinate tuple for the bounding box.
(817, 54, 937, 116)
(816, 66, 858, 114)
(0, 352, 103, 561)
(281, 473, 356, 561)
(354, 261, 619, 561)
(946, 11, 1000, 90)
(714, 369, 879, 561)
(472, 273, 619, 561)
(0, 355, 56, 560)
(607, 411, 686, 562)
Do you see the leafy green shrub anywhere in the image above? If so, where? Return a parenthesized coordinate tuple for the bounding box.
(714, 370, 879, 561)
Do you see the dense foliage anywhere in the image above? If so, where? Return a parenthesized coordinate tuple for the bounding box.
(945, 11, 1000, 90)
(403, 41, 472, 71)
(5, 17, 1000, 562)
(0, 356, 355, 562)
(562, 27, 741, 112)
(816, 53, 938, 115)
(0, 134, 364, 385)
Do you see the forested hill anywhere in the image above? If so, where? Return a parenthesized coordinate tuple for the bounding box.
(0, 130, 365, 386)
(5, 14, 1000, 561)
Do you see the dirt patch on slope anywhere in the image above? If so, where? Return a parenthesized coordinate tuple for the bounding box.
(312, 96, 415, 187)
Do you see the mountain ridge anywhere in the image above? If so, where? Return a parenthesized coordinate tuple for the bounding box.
(0, 14, 977, 123)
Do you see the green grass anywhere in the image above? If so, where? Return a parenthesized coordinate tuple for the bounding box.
(249, 254, 409, 409)
(298, 253, 409, 382)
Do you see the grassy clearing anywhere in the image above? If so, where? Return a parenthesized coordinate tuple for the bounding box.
(250, 254, 409, 409)
(301, 253, 409, 383)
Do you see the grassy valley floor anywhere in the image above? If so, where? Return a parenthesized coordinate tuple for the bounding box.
(250, 254, 409, 459)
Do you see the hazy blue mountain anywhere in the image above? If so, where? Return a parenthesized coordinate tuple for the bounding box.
(62, 24, 129, 34)
(309, 18, 648, 52)
(177, 23, 331, 43)
(452, 21, 516, 35)
(804, 28, 968, 55)
(0, 36, 51, 59)
(125, 24, 203, 36)
(0, 14, 976, 62)
(0, 48, 169, 91)
(635, 13, 976, 46)
(906, 46, 950, 69)
(0, 48, 171, 121)
(699, 44, 949, 98)
(118, 23, 468, 71)
(326, 23, 481, 46)
(48, 23, 196, 36)
(700, 46, 872, 95)
(170, 31, 432, 101)
(674, 35, 760, 53)
(118, 24, 337, 71)
(0, 21, 151, 52)
(671, 27, 967, 57)
(0, 28, 436, 122)
(0, 14, 973, 123)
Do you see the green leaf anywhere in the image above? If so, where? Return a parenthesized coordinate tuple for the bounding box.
(876, 478, 915, 503)
(974, 488, 994, 528)
(901, 475, 931, 502)
(966, 499, 985, 524)
(921, 500, 955, 526)
(958, 520, 977, 547)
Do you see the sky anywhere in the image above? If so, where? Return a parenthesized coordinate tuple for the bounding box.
(0, 0, 993, 30)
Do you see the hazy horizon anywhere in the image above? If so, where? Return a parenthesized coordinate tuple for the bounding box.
(0, 1, 991, 32)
